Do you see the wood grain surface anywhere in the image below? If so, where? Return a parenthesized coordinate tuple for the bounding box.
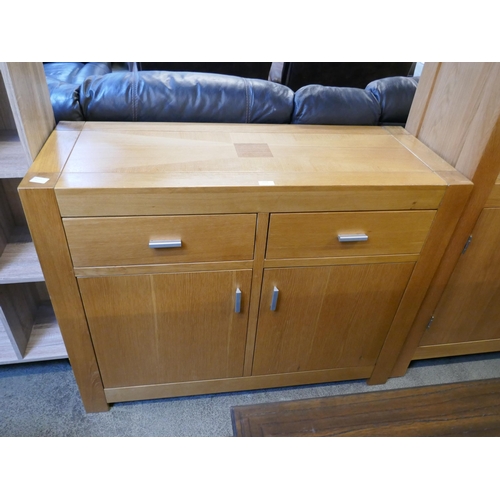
(53, 123, 449, 216)
(484, 174, 500, 207)
(392, 63, 500, 375)
(419, 208, 500, 346)
(0, 131, 26, 177)
(0, 283, 39, 358)
(414, 339, 500, 360)
(18, 127, 108, 412)
(266, 211, 436, 259)
(252, 263, 414, 375)
(104, 366, 374, 403)
(79, 270, 252, 388)
(63, 214, 256, 267)
(406, 63, 500, 182)
(0, 63, 55, 165)
(231, 378, 500, 436)
(370, 180, 473, 384)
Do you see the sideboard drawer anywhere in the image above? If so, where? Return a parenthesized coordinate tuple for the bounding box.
(266, 211, 436, 259)
(63, 214, 256, 267)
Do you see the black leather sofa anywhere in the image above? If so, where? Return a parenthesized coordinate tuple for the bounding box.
(43, 62, 419, 127)
(278, 62, 415, 91)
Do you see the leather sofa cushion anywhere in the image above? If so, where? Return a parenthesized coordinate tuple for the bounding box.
(136, 62, 272, 80)
(79, 71, 294, 123)
(292, 85, 381, 125)
(366, 76, 419, 124)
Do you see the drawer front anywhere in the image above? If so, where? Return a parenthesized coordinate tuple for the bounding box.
(64, 214, 256, 267)
(266, 211, 436, 259)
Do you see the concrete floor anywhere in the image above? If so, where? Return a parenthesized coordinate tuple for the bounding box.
(1, 352, 500, 436)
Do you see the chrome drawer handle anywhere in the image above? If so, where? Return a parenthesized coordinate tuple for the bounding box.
(149, 240, 182, 249)
(235, 288, 242, 313)
(337, 234, 368, 243)
(270, 286, 279, 311)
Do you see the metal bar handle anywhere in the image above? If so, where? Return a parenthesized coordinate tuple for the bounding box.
(149, 240, 182, 249)
(270, 286, 279, 311)
(337, 234, 368, 243)
(235, 288, 242, 313)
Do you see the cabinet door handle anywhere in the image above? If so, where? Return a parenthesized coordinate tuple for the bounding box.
(149, 239, 182, 248)
(270, 286, 279, 311)
(235, 288, 242, 313)
(337, 234, 368, 242)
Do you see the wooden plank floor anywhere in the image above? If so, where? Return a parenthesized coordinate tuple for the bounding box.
(231, 378, 500, 436)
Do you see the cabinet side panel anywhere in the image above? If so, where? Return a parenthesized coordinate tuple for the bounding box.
(405, 63, 441, 138)
(392, 117, 500, 376)
(18, 184, 109, 413)
(370, 181, 473, 384)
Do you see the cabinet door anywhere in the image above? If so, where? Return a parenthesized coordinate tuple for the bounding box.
(252, 263, 414, 375)
(420, 208, 500, 347)
(78, 270, 252, 388)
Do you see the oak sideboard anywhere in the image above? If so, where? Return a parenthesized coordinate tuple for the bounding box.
(19, 121, 472, 412)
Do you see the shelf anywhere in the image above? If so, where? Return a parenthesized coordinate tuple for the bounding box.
(0, 240, 44, 284)
(0, 63, 59, 367)
(0, 302, 67, 364)
(0, 130, 27, 178)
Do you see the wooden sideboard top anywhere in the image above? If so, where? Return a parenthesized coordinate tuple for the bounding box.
(20, 122, 472, 216)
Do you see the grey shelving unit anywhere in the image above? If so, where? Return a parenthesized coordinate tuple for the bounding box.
(0, 62, 67, 363)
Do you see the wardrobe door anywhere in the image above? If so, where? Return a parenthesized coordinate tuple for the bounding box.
(420, 208, 500, 347)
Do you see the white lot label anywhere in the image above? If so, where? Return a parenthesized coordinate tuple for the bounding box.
(29, 176, 50, 184)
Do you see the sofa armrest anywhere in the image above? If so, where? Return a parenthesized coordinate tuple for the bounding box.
(45, 76, 84, 122)
(366, 76, 419, 125)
